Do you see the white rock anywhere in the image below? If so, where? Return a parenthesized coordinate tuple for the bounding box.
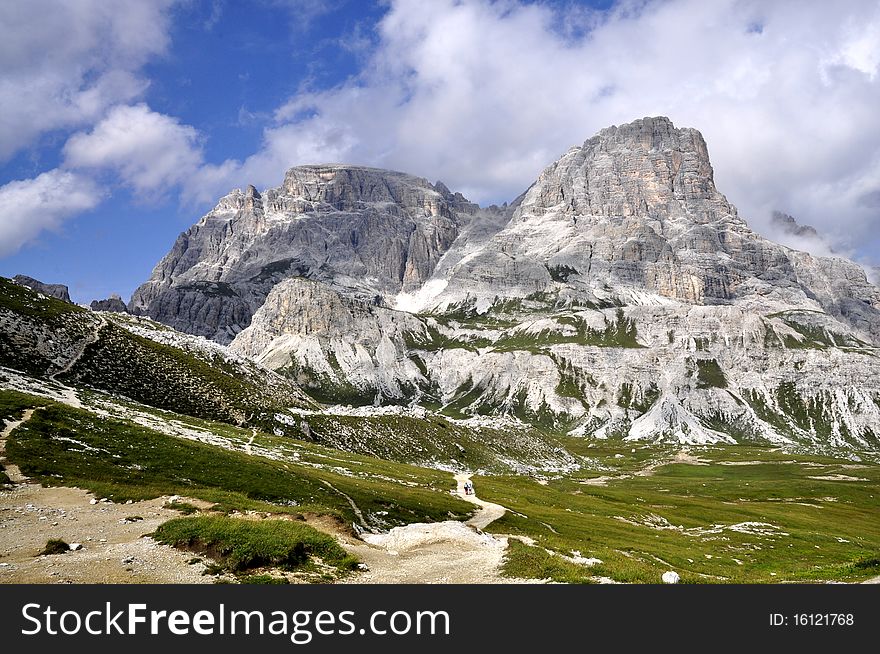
(89, 498, 98, 505)
(69, 543, 82, 551)
(662, 571, 680, 584)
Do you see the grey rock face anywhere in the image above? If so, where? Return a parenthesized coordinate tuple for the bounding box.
(230, 277, 426, 402)
(426, 117, 880, 343)
(771, 210, 820, 240)
(131, 169, 473, 343)
(13, 275, 71, 303)
(90, 295, 128, 313)
(138, 117, 880, 452)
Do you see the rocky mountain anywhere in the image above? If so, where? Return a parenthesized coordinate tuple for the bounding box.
(771, 210, 821, 240)
(134, 117, 880, 454)
(0, 276, 571, 473)
(131, 167, 480, 343)
(90, 295, 129, 313)
(13, 275, 71, 303)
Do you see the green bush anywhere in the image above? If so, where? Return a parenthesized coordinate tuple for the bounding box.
(153, 516, 358, 573)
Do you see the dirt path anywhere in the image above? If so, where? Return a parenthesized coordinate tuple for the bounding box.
(0, 408, 36, 483)
(581, 448, 708, 487)
(319, 479, 369, 532)
(1, 409, 212, 584)
(454, 472, 507, 530)
(49, 317, 106, 382)
(338, 472, 523, 584)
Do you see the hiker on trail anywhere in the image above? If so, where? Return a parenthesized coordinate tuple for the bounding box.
(464, 480, 474, 496)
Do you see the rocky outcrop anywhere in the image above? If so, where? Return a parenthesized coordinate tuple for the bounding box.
(90, 295, 128, 313)
(135, 117, 880, 452)
(771, 210, 820, 240)
(13, 275, 71, 303)
(131, 168, 475, 343)
(230, 277, 427, 403)
(423, 117, 880, 344)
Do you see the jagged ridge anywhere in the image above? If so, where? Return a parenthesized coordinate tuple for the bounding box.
(137, 117, 880, 453)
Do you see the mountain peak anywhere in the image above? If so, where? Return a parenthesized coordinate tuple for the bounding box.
(518, 116, 723, 224)
(597, 115, 679, 140)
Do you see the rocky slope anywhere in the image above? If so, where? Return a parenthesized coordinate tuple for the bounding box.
(0, 277, 314, 430)
(131, 167, 480, 343)
(138, 117, 880, 453)
(13, 275, 71, 303)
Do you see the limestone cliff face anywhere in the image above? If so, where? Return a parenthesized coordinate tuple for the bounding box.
(426, 117, 880, 345)
(131, 167, 475, 343)
(90, 296, 128, 313)
(13, 275, 71, 303)
(229, 277, 426, 403)
(137, 117, 880, 451)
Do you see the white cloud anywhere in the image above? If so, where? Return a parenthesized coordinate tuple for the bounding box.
(0, 170, 105, 257)
(0, 0, 177, 161)
(197, 0, 880, 262)
(64, 104, 205, 197)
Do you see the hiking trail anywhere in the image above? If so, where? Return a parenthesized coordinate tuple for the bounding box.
(0, 409, 37, 483)
(337, 472, 522, 583)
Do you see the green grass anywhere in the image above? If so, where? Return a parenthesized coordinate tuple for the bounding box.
(299, 411, 572, 473)
(696, 359, 727, 389)
(0, 388, 49, 422)
(0, 277, 86, 320)
(1, 277, 311, 433)
(62, 322, 309, 427)
(0, 278, 95, 375)
(153, 515, 357, 573)
(165, 502, 200, 515)
(4, 401, 472, 529)
(478, 443, 880, 583)
(488, 309, 642, 352)
(501, 539, 596, 583)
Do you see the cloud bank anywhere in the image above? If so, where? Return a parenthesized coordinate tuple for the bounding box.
(197, 0, 880, 261)
(64, 104, 204, 198)
(0, 170, 104, 257)
(0, 0, 177, 162)
(2, 0, 880, 267)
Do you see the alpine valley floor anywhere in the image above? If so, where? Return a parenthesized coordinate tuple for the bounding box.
(2, 384, 880, 584)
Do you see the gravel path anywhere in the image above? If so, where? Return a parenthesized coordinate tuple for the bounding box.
(338, 472, 531, 584)
(0, 408, 35, 483)
(1, 409, 212, 584)
(455, 472, 507, 530)
(0, 484, 213, 583)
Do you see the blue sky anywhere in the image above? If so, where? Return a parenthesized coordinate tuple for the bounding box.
(1, 0, 879, 303)
(0, 0, 390, 302)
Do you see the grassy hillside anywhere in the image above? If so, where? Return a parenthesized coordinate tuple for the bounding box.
(60, 321, 310, 427)
(0, 277, 312, 431)
(298, 411, 575, 474)
(3, 391, 471, 530)
(479, 442, 880, 583)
